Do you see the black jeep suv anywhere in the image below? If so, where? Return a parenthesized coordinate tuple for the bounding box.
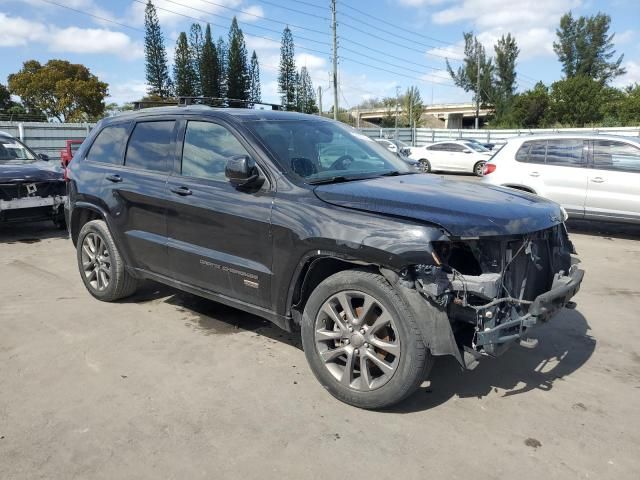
(66, 106, 584, 409)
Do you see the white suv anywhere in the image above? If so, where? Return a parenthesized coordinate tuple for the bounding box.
(482, 134, 640, 224)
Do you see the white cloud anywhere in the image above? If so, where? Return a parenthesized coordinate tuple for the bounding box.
(428, 0, 582, 59)
(613, 60, 640, 88)
(397, 0, 447, 6)
(108, 80, 149, 104)
(238, 5, 264, 22)
(0, 12, 143, 59)
(126, 0, 263, 27)
(0, 12, 47, 46)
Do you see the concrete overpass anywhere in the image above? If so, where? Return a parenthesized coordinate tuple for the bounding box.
(353, 103, 493, 129)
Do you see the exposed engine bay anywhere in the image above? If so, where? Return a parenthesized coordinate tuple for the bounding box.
(400, 224, 583, 365)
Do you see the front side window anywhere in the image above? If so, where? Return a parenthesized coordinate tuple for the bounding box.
(249, 120, 409, 182)
(124, 121, 175, 172)
(181, 121, 250, 181)
(447, 143, 466, 153)
(546, 139, 586, 167)
(593, 140, 640, 173)
(86, 124, 129, 165)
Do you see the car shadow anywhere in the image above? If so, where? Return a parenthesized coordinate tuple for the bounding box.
(0, 220, 67, 244)
(125, 281, 302, 349)
(390, 308, 594, 413)
(566, 219, 640, 240)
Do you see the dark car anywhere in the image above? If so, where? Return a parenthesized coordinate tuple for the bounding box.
(0, 131, 66, 226)
(66, 106, 584, 409)
(458, 137, 495, 150)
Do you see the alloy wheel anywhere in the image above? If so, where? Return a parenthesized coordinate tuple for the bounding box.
(81, 232, 112, 292)
(314, 291, 401, 391)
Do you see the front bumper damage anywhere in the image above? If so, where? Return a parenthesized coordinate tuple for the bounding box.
(393, 223, 584, 369)
(0, 182, 66, 223)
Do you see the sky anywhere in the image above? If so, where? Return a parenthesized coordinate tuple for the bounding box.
(1, 0, 639, 110)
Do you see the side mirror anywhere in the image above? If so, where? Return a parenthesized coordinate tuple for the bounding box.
(225, 155, 263, 188)
(463, 149, 472, 154)
(38, 153, 50, 161)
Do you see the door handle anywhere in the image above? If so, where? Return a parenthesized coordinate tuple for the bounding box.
(106, 174, 122, 183)
(529, 171, 540, 177)
(590, 177, 605, 183)
(170, 186, 193, 196)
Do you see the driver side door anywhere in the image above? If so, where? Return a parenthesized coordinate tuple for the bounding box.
(165, 118, 275, 308)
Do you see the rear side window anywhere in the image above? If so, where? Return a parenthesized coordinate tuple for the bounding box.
(593, 140, 640, 173)
(86, 124, 129, 164)
(546, 139, 586, 167)
(125, 121, 175, 172)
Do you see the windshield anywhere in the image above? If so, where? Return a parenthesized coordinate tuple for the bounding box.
(0, 137, 36, 162)
(464, 141, 490, 152)
(249, 120, 412, 182)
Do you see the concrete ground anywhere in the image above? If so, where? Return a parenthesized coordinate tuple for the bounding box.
(1, 190, 639, 479)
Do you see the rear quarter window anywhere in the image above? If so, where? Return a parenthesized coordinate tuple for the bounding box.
(86, 124, 129, 165)
(515, 140, 546, 164)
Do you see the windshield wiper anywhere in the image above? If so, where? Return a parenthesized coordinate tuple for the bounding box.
(377, 170, 415, 177)
(307, 175, 357, 185)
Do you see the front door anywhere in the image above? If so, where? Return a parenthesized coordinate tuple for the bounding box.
(166, 119, 274, 309)
(585, 139, 640, 222)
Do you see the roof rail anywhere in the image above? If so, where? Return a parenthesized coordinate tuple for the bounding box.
(177, 96, 283, 110)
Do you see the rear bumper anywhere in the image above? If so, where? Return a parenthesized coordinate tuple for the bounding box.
(474, 267, 584, 353)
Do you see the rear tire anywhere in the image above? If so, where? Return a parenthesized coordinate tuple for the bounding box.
(301, 270, 431, 409)
(474, 161, 486, 176)
(76, 219, 138, 301)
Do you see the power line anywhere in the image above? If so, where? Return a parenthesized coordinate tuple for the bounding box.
(338, 10, 465, 55)
(339, 39, 450, 73)
(36, 0, 144, 32)
(341, 3, 456, 47)
(252, 0, 330, 20)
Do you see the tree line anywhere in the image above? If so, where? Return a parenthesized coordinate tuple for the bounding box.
(447, 11, 640, 128)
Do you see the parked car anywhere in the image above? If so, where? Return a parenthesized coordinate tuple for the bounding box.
(60, 139, 83, 167)
(66, 107, 583, 409)
(409, 140, 493, 176)
(373, 138, 422, 171)
(0, 131, 66, 226)
(457, 137, 495, 150)
(482, 134, 640, 224)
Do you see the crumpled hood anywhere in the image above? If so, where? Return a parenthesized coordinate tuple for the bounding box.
(0, 160, 63, 183)
(314, 174, 564, 237)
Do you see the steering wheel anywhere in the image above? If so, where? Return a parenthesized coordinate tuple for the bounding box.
(330, 154, 355, 171)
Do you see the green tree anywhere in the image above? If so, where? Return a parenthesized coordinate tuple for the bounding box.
(402, 86, 423, 127)
(493, 33, 519, 123)
(226, 17, 249, 104)
(510, 82, 551, 128)
(0, 83, 11, 110)
(446, 32, 494, 106)
(8, 59, 108, 122)
(295, 66, 317, 114)
(200, 24, 220, 98)
(189, 23, 204, 96)
(619, 84, 640, 125)
(173, 32, 198, 97)
(144, 0, 172, 98)
(248, 50, 261, 103)
(217, 36, 228, 98)
(553, 12, 625, 84)
(278, 26, 297, 109)
(548, 75, 604, 126)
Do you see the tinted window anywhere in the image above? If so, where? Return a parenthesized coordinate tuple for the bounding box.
(181, 121, 250, 181)
(593, 140, 640, 173)
(546, 139, 586, 167)
(86, 124, 129, 164)
(427, 144, 448, 151)
(447, 143, 466, 152)
(124, 121, 175, 172)
(515, 142, 531, 162)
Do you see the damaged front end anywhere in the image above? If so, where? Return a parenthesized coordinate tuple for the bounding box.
(0, 181, 66, 224)
(394, 223, 584, 369)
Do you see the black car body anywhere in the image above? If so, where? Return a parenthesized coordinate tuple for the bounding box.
(66, 106, 583, 408)
(0, 131, 66, 225)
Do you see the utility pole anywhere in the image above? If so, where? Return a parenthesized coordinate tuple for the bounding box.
(331, 0, 338, 120)
(475, 48, 480, 130)
(318, 86, 323, 115)
(409, 98, 413, 146)
(394, 85, 400, 141)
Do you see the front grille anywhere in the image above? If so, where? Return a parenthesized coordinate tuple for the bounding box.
(0, 182, 65, 201)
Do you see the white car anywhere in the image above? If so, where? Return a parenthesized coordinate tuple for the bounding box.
(408, 140, 492, 176)
(481, 134, 640, 224)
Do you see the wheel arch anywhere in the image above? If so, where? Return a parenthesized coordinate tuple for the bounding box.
(502, 184, 537, 194)
(69, 203, 107, 246)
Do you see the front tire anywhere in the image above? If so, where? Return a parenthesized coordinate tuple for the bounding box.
(301, 270, 431, 409)
(76, 219, 138, 301)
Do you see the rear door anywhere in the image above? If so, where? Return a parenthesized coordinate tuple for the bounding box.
(104, 118, 176, 276)
(425, 144, 448, 170)
(537, 139, 589, 218)
(585, 139, 640, 223)
(165, 118, 275, 309)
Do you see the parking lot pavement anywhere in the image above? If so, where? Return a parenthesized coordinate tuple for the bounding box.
(1, 219, 639, 480)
